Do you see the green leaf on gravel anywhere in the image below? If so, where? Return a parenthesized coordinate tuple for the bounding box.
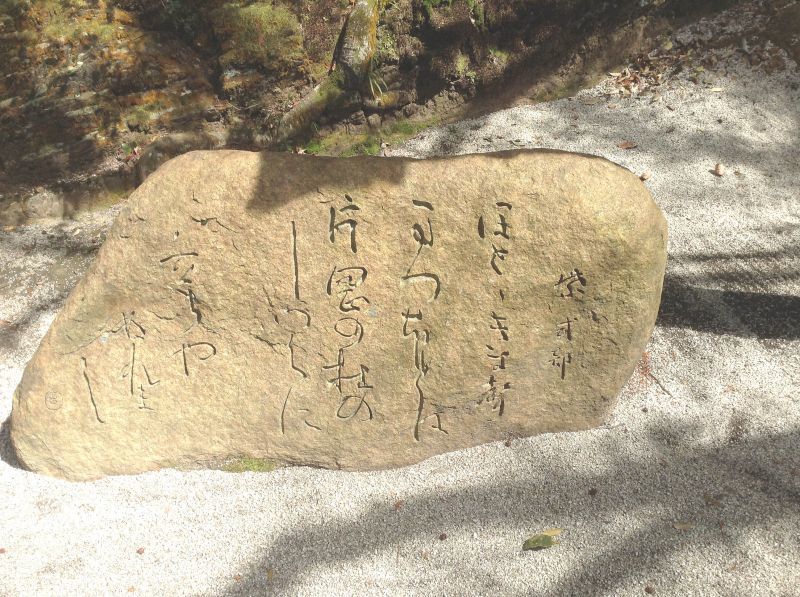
(522, 528, 562, 551)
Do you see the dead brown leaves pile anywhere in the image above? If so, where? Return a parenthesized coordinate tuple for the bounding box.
(609, 63, 665, 97)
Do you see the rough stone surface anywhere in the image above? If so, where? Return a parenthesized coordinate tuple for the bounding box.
(10, 149, 666, 480)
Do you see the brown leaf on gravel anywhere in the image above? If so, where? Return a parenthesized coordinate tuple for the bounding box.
(672, 521, 695, 531)
(588, 487, 598, 496)
(645, 586, 656, 594)
(393, 499, 405, 512)
(2, 226, 15, 232)
(266, 568, 275, 581)
(618, 140, 638, 150)
(0, 548, 6, 554)
(136, 547, 145, 555)
(712, 163, 725, 176)
(439, 533, 448, 541)
(234, 574, 242, 582)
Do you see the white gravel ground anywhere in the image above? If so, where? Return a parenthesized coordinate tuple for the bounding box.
(1, 8, 799, 596)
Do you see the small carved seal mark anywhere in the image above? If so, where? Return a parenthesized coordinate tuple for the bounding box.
(45, 391, 62, 411)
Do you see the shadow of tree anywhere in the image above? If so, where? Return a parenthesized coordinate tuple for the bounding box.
(0, 417, 19, 468)
(658, 275, 800, 340)
(217, 424, 799, 595)
(0, 221, 105, 357)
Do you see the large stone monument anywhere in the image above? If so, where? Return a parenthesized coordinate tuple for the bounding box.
(10, 149, 667, 480)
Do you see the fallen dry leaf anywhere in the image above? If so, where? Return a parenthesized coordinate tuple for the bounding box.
(640, 171, 652, 181)
(645, 586, 656, 594)
(2, 226, 15, 232)
(712, 163, 725, 177)
(136, 547, 145, 555)
(438, 533, 448, 541)
(618, 140, 638, 150)
(672, 521, 695, 531)
(266, 568, 275, 581)
(393, 499, 405, 512)
(127, 588, 136, 593)
(234, 574, 242, 582)
(0, 548, 6, 554)
(710, 87, 724, 92)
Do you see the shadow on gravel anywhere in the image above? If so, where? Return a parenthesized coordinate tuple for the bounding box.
(220, 425, 800, 596)
(658, 274, 800, 339)
(0, 417, 20, 469)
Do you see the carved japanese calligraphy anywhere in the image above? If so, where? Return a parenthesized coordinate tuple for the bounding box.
(10, 149, 667, 480)
(329, 194, 360, 253)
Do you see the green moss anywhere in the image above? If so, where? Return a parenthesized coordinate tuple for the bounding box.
(36, 0, 116, 43)
(222, 456, 276, 473)
(211, 2, 304, 73)
(375, 25, 399, 63)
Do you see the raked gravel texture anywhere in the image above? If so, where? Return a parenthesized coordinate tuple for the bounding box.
(2, 16, 800, 597)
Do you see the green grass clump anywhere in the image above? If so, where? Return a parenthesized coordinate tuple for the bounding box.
(222, 456, 276, 473)
(303, 138, 323, 154)
(489, 46, 509, 65)
(303, 115, 440, 157)
(341, 134, 382, 157)
(212, 1, 304, 73)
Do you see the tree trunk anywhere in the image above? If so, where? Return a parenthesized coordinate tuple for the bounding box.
(275, 0, 380, 144)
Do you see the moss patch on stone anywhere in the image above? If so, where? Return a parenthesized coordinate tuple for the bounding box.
(221, 456, 277, 473)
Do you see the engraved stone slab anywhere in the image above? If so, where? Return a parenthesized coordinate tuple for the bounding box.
(10, 149, 667, 480)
